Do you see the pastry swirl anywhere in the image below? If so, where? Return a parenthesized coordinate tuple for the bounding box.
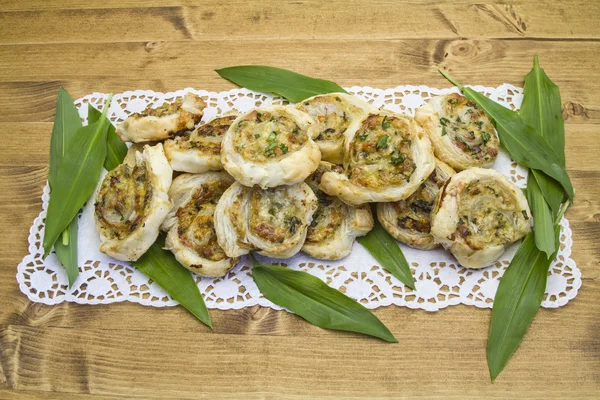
(214, 182, 318, 258)
(430, 168, 532, 268)
(302, 162, 374, 260)
(377, 158, 455, 250)
(296, 93, 373, 164)
(161, 172, 238, 278)
(164, 114, 238, 173)
(221, 106, 321, 188)
(117, 93, 205, 143)
(318, 111, 435, 205)
(95, 143, 172, 261)
(415, 93, 499, 171)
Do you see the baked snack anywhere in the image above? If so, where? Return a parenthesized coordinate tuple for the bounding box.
(430, 168, 532, 268)
(377, 158, 455, 250)
(415, 93, 499, 171)
(161, 172, 239, 278)
(220, 106, 321, 188)
(296, 93, 373, 164)
(302, 162, 374, 260)
(95, 143, 172, 261)
(318, 110, 435, 205)
(116, 93, 205, 143)
(164, 114, 238, 173)
(214, 182, 318, 258)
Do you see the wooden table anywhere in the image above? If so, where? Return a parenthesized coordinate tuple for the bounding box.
(1, 1, 598, 398)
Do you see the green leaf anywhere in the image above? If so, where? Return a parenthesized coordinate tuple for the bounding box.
(520, 56, 566, 218)
(54, 217, 79, 287)
(521, 55, 565, 165)
(49, 88, 82, 188)
(88, 104, 128, 171)
(251, 256, 397, 343)
(526, 174, 555, 257)
(133, 236, 212, 328)
(357, 218, 416, 290)
(43, 96, 113, 256)
(487, 205, 565, 381)
(439, 69, 574, 201)
(48, 88, 83, 287)
(215, 65, 347, 103)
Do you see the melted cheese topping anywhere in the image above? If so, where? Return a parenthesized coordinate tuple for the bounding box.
(439, 94, 498, 164)
(455, 179, 530, 250)
(349, 114, 417, 189)
(176, 115, 236, 153)
(175, 180, 231, 261)
(248, 186, 306, 244)
(297, 94, 366, 142)
(232, 110, 308, 163)
(96, 163, 152, 240)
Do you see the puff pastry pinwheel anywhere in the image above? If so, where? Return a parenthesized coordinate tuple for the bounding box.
(161, 172, 239, 277)
(430, 168, 532, 269)
(116, 93, 205, 143)
(164, 114, 238, 173)
(377, 158, 455, 250)
(296, 93, 373, 164)
(95, 143, 173, 261)
(214, 182, 318, 259)
(415, 93, 499, 171)
(220, 106, 321, 188)
(302, 162, 374, 260)
(318, 111, 435, 206)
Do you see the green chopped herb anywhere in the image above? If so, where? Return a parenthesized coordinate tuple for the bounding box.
(456, 116, 462, 123)
(359, 131, 368, 141)
(442, 126, 447, 136)
(481, 131, 491, 143)
(440, 117, 450, 126)
(382, 116, 391, 129)
(280, 143, 288, 153)
(254, 134, 261, 139)
(390, 154, 406, 165)
(376, 135, 389, 149)
(267, 131, 277, 142)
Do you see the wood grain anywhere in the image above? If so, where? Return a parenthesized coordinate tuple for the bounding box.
(0, 0, 599, 398)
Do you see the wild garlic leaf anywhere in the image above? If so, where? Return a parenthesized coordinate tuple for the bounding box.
(521, 55, 566, 218)
(133, 236, 212, 328)
(43, 96, 112, 255)
(88, 104, 128, 171)
(439, 69, 574, 201)
(215, 65, 347, 103)
(526, 174, 555, 257)
(48, 88, 83, 287)
(252, 255, 397, 343)
(487, 202, 566, 382)
(358, 218, 415, 290)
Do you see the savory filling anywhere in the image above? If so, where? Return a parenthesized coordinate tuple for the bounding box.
(440, 94, 498, 163)
(306, 190, 345, 244)
(174, 115, 236, 153)
(455, 179, 530, 250)
(296, 95, 363, 142)
(175, 180, 231, 261)
(140, 98, 184, 118)
(393, 169, 445, 234)
(349, 114, 417, 189)
(232, 110, 308, 162)
(248, 186, 305, 243)
(95, 163, 152, 240)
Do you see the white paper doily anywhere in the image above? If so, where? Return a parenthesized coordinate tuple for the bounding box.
(16, 85, 581, 312)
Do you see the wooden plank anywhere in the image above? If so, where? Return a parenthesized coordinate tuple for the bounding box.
(0, 40, 598, 125)
(1, 1, 599, 44)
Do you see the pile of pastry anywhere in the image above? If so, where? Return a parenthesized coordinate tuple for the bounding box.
(94, 91, 532, 278)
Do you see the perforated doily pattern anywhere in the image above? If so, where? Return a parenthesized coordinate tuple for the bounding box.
(16, 85, 581, 311)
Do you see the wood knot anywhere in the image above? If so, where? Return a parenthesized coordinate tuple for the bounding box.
(562, 101, 588, 120)
(451, 41, 475, 57)
(145, 41, 166, 53)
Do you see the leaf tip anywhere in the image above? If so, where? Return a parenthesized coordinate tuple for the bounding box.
(533, 54, 540, 68)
